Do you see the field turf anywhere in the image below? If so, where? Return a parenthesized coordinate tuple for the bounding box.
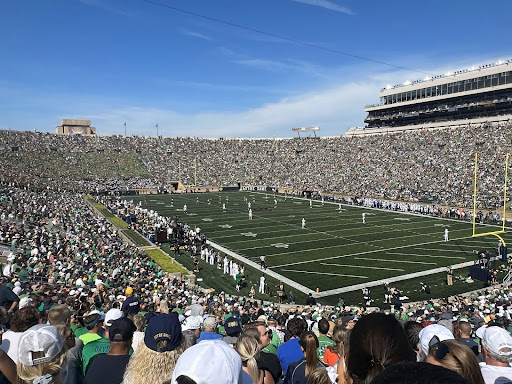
(129, 191, 512, 306)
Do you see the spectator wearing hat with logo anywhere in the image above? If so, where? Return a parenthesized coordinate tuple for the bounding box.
(17, 324, 66, 384)
(84, 317, 136, 384)
(223, 316, 243, 347)
(123, 313, 185, 384)
(81, 308, 124, 376)
(122, 287, 140, 317)
(477, 326, 512, 383)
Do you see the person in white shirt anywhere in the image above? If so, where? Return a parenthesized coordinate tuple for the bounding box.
(248, 209, 253, 220)
(444, 228, 449, 242)
(362, 212, 366, 224)
(477, 326, 512, 384)
(301, 218, 306, 229)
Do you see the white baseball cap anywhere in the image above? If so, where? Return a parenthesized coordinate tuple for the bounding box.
(418, 324, 454, 355)
(480, 326, 512, 356)
(104, 308, 124, 327)
(18, 325, 64, 366)
(171, 340, 242, 384)
(182, 316, 201, 331)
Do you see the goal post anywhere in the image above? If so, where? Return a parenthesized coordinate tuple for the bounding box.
(472, 152, 509, 248)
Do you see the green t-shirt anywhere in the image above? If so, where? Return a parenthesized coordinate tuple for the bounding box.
(82, 337, 110, 375)
(317, 335, 335, 360)
(262, 331, 281, 354)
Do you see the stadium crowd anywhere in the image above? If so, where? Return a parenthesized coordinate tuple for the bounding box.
(1, 181, 512, 383)
(1, 122, 511, 209)
(1, 124, 512, 383)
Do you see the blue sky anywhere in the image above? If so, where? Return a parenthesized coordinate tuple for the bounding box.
(1, 0, 511, 138)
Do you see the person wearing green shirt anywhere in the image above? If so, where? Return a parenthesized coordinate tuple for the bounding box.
(316, 318, 335, 361)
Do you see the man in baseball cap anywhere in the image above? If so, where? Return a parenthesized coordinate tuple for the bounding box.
(478, 326, 512, 383)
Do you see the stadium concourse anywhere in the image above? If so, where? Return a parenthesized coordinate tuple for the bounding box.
(1, 184, 512, 383)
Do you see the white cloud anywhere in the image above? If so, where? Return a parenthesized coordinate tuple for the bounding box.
(293, 0, 353, 14)
(179, 29, 212, 41)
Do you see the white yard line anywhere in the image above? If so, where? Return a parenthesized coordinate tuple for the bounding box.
(320, 262, 404, 271)
(386, 252, 466, 259)
(281, 269, 368, 279)
(355, 257, 436, 265)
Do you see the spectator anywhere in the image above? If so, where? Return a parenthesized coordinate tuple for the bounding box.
(277, 317, 308, 379)
(131, 314, 146, 352)
(285, 331, 327, 384)
(123, 313, 185, 384)
(323, 325, 349, 367)
(477, 326, 512, 384)
(316, 318, 335, 362)
(0, 306, 40, 363)
(426, 339, 485, 384)
(417, 324, 455, 362)
(84, 317, 136, 384)
(347, 313, 416, 384)
(306, 368, 332, 384)
(17, 324, 66, 384)
(171, 340, 243, 384)
(242, 322, 282, 384)
(370, 362, 470, 384)
(197, 316, 222, 343)
(235, 335, 271, 384)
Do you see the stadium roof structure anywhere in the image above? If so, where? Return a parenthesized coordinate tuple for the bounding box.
(347, 59, 512, 136)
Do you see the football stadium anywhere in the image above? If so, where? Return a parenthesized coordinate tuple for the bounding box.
(5, 2, 512, 383)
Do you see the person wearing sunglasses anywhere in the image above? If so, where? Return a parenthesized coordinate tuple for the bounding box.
(426, 338, 485, 384)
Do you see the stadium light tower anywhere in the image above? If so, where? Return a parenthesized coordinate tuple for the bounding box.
(124, 122, 127, 137)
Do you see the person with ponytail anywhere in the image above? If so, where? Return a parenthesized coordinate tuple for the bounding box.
(236, 335, 274, 384)
(285, 331, 328, 384)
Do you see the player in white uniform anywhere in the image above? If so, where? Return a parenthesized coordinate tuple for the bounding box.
(338, 203, 342, 211)
(302, 218, 306, 229)
(222, 203, 226, 211)
(259, 275, 265, 294)
(249, 209, 253, 220)
(444, 228, 449, 242)
(362, 212, 366, 224)
(183, 204, 187, 214)
(248, 201, 251, 209)
(309, 199, 312, 208)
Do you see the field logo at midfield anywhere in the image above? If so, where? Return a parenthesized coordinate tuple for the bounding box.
(241, 232, 257, 237)
(219, 224, 232, 229)
(271, 243, 289, 248)
(202, 218, 213, 222)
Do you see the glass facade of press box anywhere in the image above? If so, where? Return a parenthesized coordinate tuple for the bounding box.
(380, 71, 512, 105)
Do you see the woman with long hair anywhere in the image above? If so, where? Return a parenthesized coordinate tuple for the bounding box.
(347, 313, 416, 384)
(235, 335, 269, 384)
(426, 339, 485, 384)
(324, 326, 349, 367)
(286, 331, 327, 384)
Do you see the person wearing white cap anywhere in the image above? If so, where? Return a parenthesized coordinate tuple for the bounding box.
(417, 324, 454, 361)
(477, 326, 512, 383)
(170, 340, 243, 384)
(17, 324, 66, 384)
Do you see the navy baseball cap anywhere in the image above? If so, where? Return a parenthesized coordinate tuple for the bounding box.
(109, 317, 136, 342)
(144, 314, 182, 352)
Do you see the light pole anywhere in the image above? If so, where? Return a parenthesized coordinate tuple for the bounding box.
(156, 123, 159, 137)
(124, 122, 127, 136)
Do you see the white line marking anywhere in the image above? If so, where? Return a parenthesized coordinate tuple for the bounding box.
(281, 269, 368, 279)
(320, 262, 404, 271)
(355, 257, 436, 265)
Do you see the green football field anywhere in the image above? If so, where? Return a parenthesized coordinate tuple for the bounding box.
(129, 191, 512, 306)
